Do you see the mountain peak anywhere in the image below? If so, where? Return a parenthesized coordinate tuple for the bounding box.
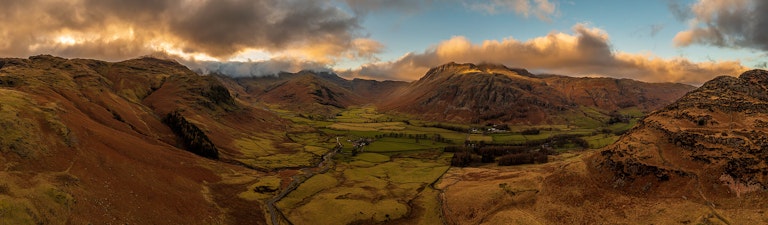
(738, 69, 768, 87)
(387, 62, 694, 124)
(420, 62, 535, 82)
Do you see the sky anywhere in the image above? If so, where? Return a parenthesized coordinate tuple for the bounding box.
(0, 0, 766, 84)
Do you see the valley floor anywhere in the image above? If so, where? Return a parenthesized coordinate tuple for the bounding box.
(256, 106, 768, 225)
(252, 105, 636, 224)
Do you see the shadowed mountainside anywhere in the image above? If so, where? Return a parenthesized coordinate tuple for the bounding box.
(231, 71, 407, 117)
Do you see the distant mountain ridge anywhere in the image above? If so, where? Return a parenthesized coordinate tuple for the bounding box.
(379, 62, 695, 124)
(227, 62, 695, 124)
(229, 70, 408, 116)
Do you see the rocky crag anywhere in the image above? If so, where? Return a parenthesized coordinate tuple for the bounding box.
(592, 69, 768, 200)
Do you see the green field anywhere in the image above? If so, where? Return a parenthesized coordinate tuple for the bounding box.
(264, 105, 640, 224)
(365, 137, 449, 152)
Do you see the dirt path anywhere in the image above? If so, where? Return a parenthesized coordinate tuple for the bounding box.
(265, 145, 341, 225)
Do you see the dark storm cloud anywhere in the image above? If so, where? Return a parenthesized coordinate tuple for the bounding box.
(168, 0, 361, 57)
(674, 0, 768, 52)
(0, 0, 371, 60)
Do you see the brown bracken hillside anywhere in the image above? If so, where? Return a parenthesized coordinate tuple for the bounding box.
(591, 69, 768, 198)
(0, 55, 309, 224)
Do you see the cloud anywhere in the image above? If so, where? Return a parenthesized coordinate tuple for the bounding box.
(0, 0, 380, 63)
(343, 0, 557, 21)
(756, 61, 767, 69)
(179, 57, 331, 77)
(343, 0, 432, 15)
(673, 0, 768, 51)
(667, 0, 693, 21)
(465, 0, 559, 21)
(344, 23, 748, 84)
(649, 24, 665, 37)
(631, 24, 664, 38)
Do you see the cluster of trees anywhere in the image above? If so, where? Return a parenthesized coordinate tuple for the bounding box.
(450, 151, 473, 167)
(497, 152, 548, 166)
(426, 123, 468, 133)
(477, 146, 529, 162)
(374, 132, 454, 144)
(607, 111, 631, 124)
(447, 134, 589, 167)
(448, 142, 551, 166)
(376, 132, 426, 139)
(544, 134, 589, 149)
(163, 111, 219, 159)
(521, 128, 541, 135)
(486, 123, 510, 130)
(449, 145, 550, 167)
(298, 113, 333, 121)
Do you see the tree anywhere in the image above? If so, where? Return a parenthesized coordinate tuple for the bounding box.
(163, 111, 219, 159)
(450, 151, 473, 167)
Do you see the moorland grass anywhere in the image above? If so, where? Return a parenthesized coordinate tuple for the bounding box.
(277, 173, 338, 209)
(353, 153, 391, 163)
(239, 176, 282, 201)
(365, 137, 444, 152)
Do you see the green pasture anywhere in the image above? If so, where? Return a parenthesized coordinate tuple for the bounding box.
(365, 137, 448, 153)
(266, 105, 646, 224)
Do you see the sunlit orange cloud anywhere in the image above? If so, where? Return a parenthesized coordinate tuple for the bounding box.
(344, 23, 749, 84)
(0, 0, 380, 68)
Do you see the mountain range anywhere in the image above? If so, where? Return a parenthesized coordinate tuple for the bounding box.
(435, 69, 768, 225)
(235, 62, 694, 124)
(3, 55, 761, 224)
(380, 62, 693, 124)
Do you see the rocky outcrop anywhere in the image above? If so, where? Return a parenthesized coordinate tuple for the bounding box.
(591, 69, 768, 197)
